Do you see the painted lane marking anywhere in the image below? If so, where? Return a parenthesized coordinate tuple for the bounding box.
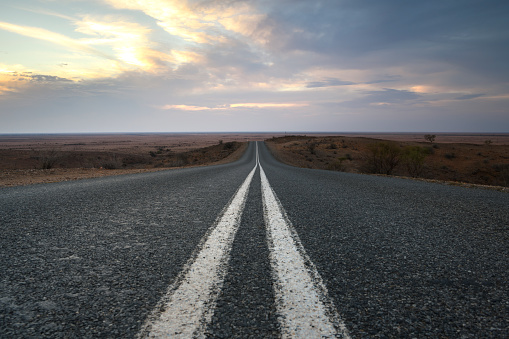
(138, 159, 258, 338)
(259, 162, 350, 338)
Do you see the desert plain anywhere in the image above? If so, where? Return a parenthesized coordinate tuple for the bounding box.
(1, 132, 508, 190)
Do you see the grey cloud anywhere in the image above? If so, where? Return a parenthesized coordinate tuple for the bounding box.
(10, 72, 72, 82)
(28, 74, 72, 82)
(306, 78, 355, 88)
(455, 93, 485, 100)
(364, 78, 399, 85)
(262, 0, 509, 79)
(364, 88, 421, 103)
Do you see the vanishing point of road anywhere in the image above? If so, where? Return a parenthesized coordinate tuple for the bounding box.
(1, 142, 508, 338)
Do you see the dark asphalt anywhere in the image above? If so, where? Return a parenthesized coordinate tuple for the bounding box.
(258, 142, 509, 338)
(1, 141, 508, 338)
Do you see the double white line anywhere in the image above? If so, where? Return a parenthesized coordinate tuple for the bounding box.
(138, 143, 350, 338)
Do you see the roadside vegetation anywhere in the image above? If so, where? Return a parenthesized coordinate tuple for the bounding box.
(0, 141, 244, 171)
(0, 140, 247, 186)
(265, 135, 509, 188)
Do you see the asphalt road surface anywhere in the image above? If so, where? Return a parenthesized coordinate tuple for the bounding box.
(1, 142, 508, 338)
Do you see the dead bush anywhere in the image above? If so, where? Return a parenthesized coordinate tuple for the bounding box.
(39, 150, 59, 169)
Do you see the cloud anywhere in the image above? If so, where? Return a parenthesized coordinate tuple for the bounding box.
(158, 102, 308, 110)
(306, 78, 355, 88)
(159, 104, 220, 111)
(455, 93, 485, 100)
(102, 0, 268, 45)
(0, 21, 115, 61)
(0, 66, 74, 95)
(230, 102, 308, 108)
(2, 0, 509, 132)
(365, 88, 421, 103)
(75, 16, 173, 71)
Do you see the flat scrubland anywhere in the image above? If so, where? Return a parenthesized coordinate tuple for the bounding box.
(0, 133, 283, 187)
(266, 133, 509, 191)
(1, 133, 508, 190)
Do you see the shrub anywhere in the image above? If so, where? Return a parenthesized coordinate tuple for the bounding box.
(223, 142, 235, 150)
(327, 158, 347, 172)
(444, 153, 456, 160)
(402, 146, 427, 177)
(328, 157, 347, 171)
(364, 142, 402, 175)
(493, 164, 509, 186)
(177, 153, 189, 165)
(101, 162, 119, 169)
(308, 142, 317, 155)
(39, 150, 59, 169)
(424, 146, 434, 155)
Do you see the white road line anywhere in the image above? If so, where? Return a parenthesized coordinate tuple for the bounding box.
(138, 158, 258, 338)
(260, 162, 350, 338)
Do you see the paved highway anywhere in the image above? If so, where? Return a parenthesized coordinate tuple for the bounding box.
(1, 141, 508, 338)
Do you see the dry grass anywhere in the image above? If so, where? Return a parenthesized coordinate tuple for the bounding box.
(266, 134, 509, 189)
(0, 133, 261, 187)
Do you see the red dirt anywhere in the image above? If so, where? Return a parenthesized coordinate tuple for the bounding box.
(266, 134, 509, 190)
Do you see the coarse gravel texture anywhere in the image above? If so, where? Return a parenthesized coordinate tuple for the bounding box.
(206, 166, 280, 338)
(1, 141, 508, 338)
(0, 144, 256, 338)
(258, 142, 509, 338)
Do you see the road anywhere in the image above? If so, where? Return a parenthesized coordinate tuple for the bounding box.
(1, 141, 508, 338)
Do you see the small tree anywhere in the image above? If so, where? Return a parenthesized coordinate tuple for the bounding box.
(424, 134, 436, 143)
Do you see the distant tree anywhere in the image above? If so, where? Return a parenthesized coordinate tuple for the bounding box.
(424, 134, 436, 143)
(485, 139, 493, 146)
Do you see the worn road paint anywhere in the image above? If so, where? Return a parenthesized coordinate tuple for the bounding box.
(260, 162, 350, 338)
(139, 143, 350, 338)
(138, 162, 257, 338)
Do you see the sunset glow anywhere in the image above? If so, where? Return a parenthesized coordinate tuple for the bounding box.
(0, 1, 508, 133)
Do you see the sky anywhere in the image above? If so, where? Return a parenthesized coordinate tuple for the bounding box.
(0, 0, 508, 133)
